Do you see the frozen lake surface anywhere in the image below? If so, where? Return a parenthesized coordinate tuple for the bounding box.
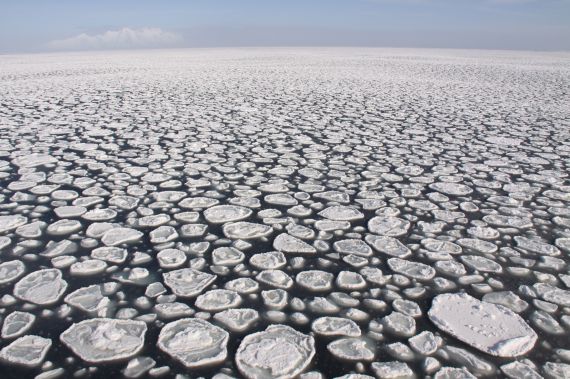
(0, 48, 569, 378)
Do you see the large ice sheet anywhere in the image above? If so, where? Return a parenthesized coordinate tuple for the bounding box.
(428, 293, 537, 357)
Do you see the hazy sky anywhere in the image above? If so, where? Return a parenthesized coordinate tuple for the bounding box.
(1, 0, 569, 53)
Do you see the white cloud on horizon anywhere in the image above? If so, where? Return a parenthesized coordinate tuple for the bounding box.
(46, 27, 183, 51)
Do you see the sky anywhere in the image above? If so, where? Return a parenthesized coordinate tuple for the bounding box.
(0, 0, 569, 53)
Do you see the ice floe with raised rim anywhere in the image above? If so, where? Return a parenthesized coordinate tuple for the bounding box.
(273, 233, 316, 254)
(368, 216, 410, 237)
(60, 318, 147, 363)
(1, 311, 36, 339)
(327, 337, 375, 361)
(236, 324, 315, 379)
(318, 206, 364, 221)
(0, 335, 51, 367)
(64, 284, 111, 313)
(0, 260, 26, 284)
(157, 318, 229, 368)
(382, 311, 416, 337)
(101, 227, 143, 246)
(365, 235, 410, 258)
(163, 268, 217, 297)
(223, 222, 273, 239)
(296, 270, 334, 292)
(334, 239, 373, 257)
(204, 204, 253, 223)
(311, 316, 361, 337)
(195, 289, 243, 312)
(250, 251, 287, 270)
(214, 308, 260, 332)
(387, 258, 436, 281)
(14, 268, 68, 305)
(256, 269, 293, 289)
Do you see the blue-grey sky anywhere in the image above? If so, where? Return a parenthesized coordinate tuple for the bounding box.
(1, 0, 569, 53)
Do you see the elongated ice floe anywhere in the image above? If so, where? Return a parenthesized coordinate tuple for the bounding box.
(429, 182, 473, 196)
(428, 292, 537, 357)
(223, 222, 273, 239)
(311, 316, 361, 337)
(318, 206, 364, 221)
(334, 239, 373, 257)
(204, 205, 253, 223)
(12, 154, 57, 168)
(101, 227, 143, 246)
(387, 258, 436, 281)
(0, 215, 28, 233)
(368, 216, 410, 237)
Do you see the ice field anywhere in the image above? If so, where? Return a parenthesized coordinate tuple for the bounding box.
(0, 48, 570, 378)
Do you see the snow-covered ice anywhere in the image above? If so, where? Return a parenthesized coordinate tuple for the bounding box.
(428, 293, 537, 357)
(0, 48, 568, 378)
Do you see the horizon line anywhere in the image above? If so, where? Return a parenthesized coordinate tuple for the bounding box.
(2, 45, 570, 57)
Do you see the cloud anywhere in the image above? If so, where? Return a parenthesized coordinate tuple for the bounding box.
(46, 27, 183, 51)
